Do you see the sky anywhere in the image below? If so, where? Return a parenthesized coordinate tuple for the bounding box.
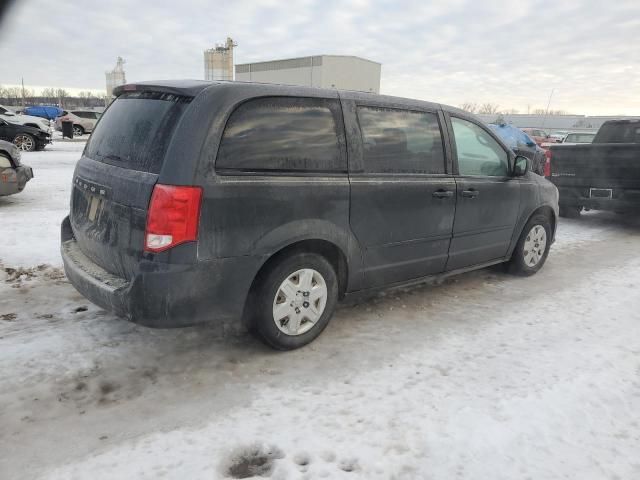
(0, 0, 639, 115)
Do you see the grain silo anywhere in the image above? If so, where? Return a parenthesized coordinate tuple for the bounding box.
(105, 57, 126, 98)
(204, 38, 236, 81)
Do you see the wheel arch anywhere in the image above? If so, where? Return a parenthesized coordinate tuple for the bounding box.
(250, 238, 349, 299)
(508, 204, 557, 259)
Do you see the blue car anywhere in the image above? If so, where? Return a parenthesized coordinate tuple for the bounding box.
(23, 105, 63, 121)
(489, 123, 545, 175)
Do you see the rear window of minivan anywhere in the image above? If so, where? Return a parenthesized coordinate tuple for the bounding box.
(84, 91, 191, 174)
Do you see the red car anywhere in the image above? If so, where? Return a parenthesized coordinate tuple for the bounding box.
(521, 128, 558, 147)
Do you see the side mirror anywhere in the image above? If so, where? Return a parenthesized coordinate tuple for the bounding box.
(513, 155, 529, 177)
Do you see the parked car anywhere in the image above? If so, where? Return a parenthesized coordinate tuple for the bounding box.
(0, 139, 33, 196)
(549, 131, 569, 142)
(24, 105, 64, 121)
(488, 123, 546, 175)
(561, 132, 596, 144)
(54, 110, 101, 136)
(0, 104, 52, 133)
(522, 128, 557, 147)
(542, 131, 596, 149)
(546, 119, 640, 217)
(61, 80, 559, 350)
(0, 117, 52, 151)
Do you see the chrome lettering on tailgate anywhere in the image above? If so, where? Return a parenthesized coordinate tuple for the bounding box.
(74, 176, 110, 199)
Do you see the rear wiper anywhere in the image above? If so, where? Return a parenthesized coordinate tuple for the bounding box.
(101, 154, 125, 163)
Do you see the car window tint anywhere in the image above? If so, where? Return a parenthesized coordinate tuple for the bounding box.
(356, 106, 445, 174)
(594, 123, 640, 143)
(216, 97, 344, 173)
(452, 117, 509, 176)
(84, 91, 191, 174)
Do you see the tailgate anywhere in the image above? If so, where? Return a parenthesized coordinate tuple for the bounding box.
(550, 144, 640, 189)
(69, 91, 192, 279)
(71, 158, 157, 279)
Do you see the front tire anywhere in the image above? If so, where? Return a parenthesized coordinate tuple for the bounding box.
(13, 134, 36, 152)
(252, 252, 338, 350)
(508, 214, 552, 276)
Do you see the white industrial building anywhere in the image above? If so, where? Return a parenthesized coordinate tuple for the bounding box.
(235, 55, 381, 93)
(476, 113, 640, 132)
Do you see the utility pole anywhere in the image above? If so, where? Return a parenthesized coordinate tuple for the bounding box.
(21, 77, 26, 108)
(541, 89, 554, 129)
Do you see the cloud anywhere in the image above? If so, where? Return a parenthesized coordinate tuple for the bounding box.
(0, 0, 638, 114)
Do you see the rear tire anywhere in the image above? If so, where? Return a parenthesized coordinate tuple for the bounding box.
(508, 213, 552, 276)
(559, 204, 581, 218)
(251, 252, 338, 350)
(73, 125, 84, 137)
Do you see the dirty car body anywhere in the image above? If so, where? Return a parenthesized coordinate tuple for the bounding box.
(61, 80, 559, 347)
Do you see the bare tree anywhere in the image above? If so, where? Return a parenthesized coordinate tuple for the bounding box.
(41, 87, 57, 104)
(55, 88, 69, 107)
(460, 102, 478, 114)
(532, 108, 569, 116)
(4, 87, 21, 103)
(502, 108, 519, 114)
(478, 103, 500, 115)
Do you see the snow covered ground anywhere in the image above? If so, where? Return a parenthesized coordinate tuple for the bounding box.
(1, 142, 640, 479)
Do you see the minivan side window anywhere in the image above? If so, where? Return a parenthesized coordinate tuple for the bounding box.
(356, 106, 445, 174)
(451, 117, 509, 177)
(216, 97, 345, 173)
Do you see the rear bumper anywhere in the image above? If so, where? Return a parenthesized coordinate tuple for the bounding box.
(558, 186, 640, 212)
(61, 216, 262, 329)
(0, 165, 33, 196)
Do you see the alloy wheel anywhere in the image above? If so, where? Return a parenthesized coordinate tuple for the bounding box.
(14, 135, 34, 151)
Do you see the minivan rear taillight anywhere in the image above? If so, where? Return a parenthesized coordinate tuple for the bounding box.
(544, 149, 552, 178)
(145, 184, 202, 252)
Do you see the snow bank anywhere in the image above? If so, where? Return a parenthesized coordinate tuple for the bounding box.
(0, 141, 84, 267)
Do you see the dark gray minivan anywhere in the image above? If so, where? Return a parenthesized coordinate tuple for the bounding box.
(61, 80, 559, 349)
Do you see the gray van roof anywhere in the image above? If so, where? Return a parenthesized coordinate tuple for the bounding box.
(114, 79, 447, 112)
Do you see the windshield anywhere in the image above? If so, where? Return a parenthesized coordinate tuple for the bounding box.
(83, 91, 190, 173)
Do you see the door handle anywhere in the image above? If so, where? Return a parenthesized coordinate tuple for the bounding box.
(432, 190, 454, 199)
(461, 189, 479, 198)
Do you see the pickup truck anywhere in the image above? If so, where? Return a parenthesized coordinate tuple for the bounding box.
(546, 119, 640, 217)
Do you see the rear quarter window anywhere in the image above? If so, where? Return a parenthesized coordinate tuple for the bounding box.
(216, 97, 345, 173)
(83, 92, 191, 174)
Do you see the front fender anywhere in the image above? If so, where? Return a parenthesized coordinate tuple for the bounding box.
(507, 176, 559, 256)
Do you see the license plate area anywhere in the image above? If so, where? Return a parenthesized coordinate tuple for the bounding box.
(87, 195, 102, 222)
(589, 188, 613, 199)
